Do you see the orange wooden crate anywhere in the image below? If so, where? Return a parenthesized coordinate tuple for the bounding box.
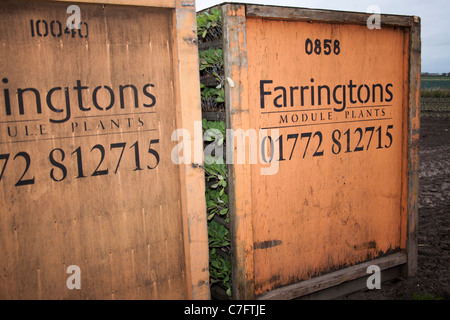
(217, 3, 420, 299)
(0, 0, 209, 299)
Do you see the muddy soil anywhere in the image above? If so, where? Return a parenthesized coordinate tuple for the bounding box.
(342, 110, 450, 300)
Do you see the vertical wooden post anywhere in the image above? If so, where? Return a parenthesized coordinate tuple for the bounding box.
(174, 0, 210, 299)
(222, 4, 255, 300)
(404, 16, 421, 277)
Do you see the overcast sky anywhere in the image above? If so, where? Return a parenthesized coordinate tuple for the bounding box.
(196, 0, 448, 73)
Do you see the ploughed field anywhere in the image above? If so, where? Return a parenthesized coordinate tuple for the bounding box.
(342, 96, 450, 300)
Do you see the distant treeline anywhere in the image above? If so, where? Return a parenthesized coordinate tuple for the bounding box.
(422, 72, 450, 77)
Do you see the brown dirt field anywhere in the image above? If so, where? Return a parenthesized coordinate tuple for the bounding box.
(342, 102, 450, 300)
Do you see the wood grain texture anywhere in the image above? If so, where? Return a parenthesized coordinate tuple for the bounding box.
(258, 253, 407, 300)
(49, 0, 177, 8)
(173, 2, 210, 299)
(246, 17, 408, 297)
(220, 3, 419, 299)
(222, 4, 255, 300)
(0, 0, 207, 300)
(404, 17, 421, 278)
(246, 4, 415, 27)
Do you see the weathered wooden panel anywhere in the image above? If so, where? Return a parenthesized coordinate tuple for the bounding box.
(222, 4, 420, 299)
(246, 17, 409, 296)
(0, 0, 208, 300)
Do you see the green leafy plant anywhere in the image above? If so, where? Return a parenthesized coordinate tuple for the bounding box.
(206, 187, 228, 221)
(200, 85, 224, 108)
(206, 182, 231, 297)
(201, 119, 231, 297)
(199, 49, 224, 109)
(202, 119, 225, 134)
(216, 87, 225, 103)
(198, 9, 230, 297)
(199, 48, 223, 74)
(199, 48, 224, 94)
(197, 7, 222, 41)
(198, 9, 224, 112)
(202, 119, 225, 144)
(208, 220, 230, 248)
(209, 248, 232, 296)
(204, 160, 227, 188)
(208, 220, 231, 296)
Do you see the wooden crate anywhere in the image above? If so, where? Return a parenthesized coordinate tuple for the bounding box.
(217, 3, 420, 299)
(0, 0, 209, 299)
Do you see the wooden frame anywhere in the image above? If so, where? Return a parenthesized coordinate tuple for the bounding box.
(171, 0, 210, 300)
(222, 4, 254, 300)
(0, 0, 209, 300)
(49, 0, 186, 8)
(221, 3, 420, 300)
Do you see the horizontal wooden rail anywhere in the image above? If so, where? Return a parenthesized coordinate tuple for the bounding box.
(246, 4, 416, 27)
(49, 0, 178, 8)
(258, 253, 407, 300)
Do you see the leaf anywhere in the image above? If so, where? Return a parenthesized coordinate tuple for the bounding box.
(206, 200, 216, 207)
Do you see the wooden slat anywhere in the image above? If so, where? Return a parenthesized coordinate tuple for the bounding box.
(173, 3, 210, 300)
(48, 0, 177, 8)
(222, 3, 255, 300)
(404, 16, 421, 277)
(299, 265, 403, 300)
(198, 39, 222, 50)
(399, 27, 411, 260)
(246, 4, 415, 27)
(258, 253, 407, 300)
(202, 112, 226, 122)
